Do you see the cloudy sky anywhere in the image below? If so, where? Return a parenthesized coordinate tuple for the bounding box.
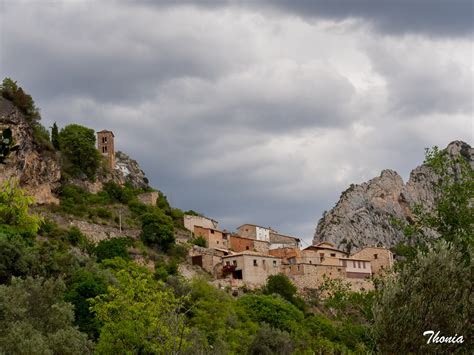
(1, 0, 472, 245)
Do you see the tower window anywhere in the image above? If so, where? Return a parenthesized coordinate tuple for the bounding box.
(102, 146, 107, 153)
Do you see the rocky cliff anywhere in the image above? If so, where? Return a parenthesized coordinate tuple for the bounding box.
(0, 97, 61, 204)
(313, 141, 473, 252)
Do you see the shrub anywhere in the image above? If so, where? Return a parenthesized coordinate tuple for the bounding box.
(94, 237, 133, 262)
(236, 294, 304, 333)
(191, 235, 207, 248)
(248, 323, 294, 355)
(140, 211, 175, 252)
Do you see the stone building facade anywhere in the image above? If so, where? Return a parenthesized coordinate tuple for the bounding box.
(194, 226, 229, 249)
(221, 251, 281, 286)
(184, 214, 219, 233)
(229, 235, 270, 254)
(97, 130, 115, 171)
(350, 247, 394, 275)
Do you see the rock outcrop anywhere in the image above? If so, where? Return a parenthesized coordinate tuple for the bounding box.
(0, 97, 61, 204)
(112, 151, 149, 189)
(313, 141, 473, 251)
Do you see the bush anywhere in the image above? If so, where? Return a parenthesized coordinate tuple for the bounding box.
(94, 237, 133, 262)
(191, 235, 207, 247)
(248, 323, 294, 355)
(236, 294, 304, 333)
(140, 211, 175, 252)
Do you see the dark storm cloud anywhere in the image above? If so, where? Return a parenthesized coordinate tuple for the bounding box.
(255, 0, 474, 37)
(134, 0, 474, 37)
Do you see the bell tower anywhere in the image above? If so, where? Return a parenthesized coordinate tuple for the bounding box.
(97, 130, 115, 171)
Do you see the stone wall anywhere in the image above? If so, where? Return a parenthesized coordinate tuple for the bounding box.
(184, 215, 219, 232)
(230, 235, 254, 252)
(137, 191, 158, 206)
(188, 246, 225, 274)
(67, 219, 140, 244)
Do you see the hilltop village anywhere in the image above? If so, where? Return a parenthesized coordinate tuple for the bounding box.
(182, 215, 393, 291)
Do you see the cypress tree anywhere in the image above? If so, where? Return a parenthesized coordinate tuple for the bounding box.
(51, 122, 60, 150)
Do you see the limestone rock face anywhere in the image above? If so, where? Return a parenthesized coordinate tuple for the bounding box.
(112, 151, 149, 190)
(313, 141, 473, 251)
(0, 97, 61, 204)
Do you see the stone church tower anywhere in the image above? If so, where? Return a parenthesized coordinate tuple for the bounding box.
(97, 130, 115, 171)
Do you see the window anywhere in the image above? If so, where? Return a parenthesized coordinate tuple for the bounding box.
(102, 137, 107, 143)
(210, 230, 214, 234)
(233, 260, 237, 266)
(374, 254, 378, 259)
(309, 260, 312, 264)
(223, 234, 228, 240)
(353, 261, 356, 268)
(288, 257, 296, 265)
(262, 260, 266, 266)
(297, 265, 300, 271)
(330, 253, 336, 257)
(253, 259, 258, 266)
(226, 261, 230, 266)
(273, 260, 277, 267)
(246, 246, 249, 250)
(341, 259, 347, 267)
(216, 241, 219, 244)
(363, 262, 366, 269)
(358, 261, 361, 268)
(102, 146, 107, 153)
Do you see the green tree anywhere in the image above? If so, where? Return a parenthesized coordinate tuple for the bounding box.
(373, 147, 474, 353)
(65, 269, 108, 339)
(90, 258, 190, 354)
(373, 242, 472, 353)
(0, 276, 93, 354)
(0, 179, 42, 235)
(140, 211, 175, 251)
(0, 237, 28, 284)
(51, 122, 60, 150)
(59, 124, 101, 181)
